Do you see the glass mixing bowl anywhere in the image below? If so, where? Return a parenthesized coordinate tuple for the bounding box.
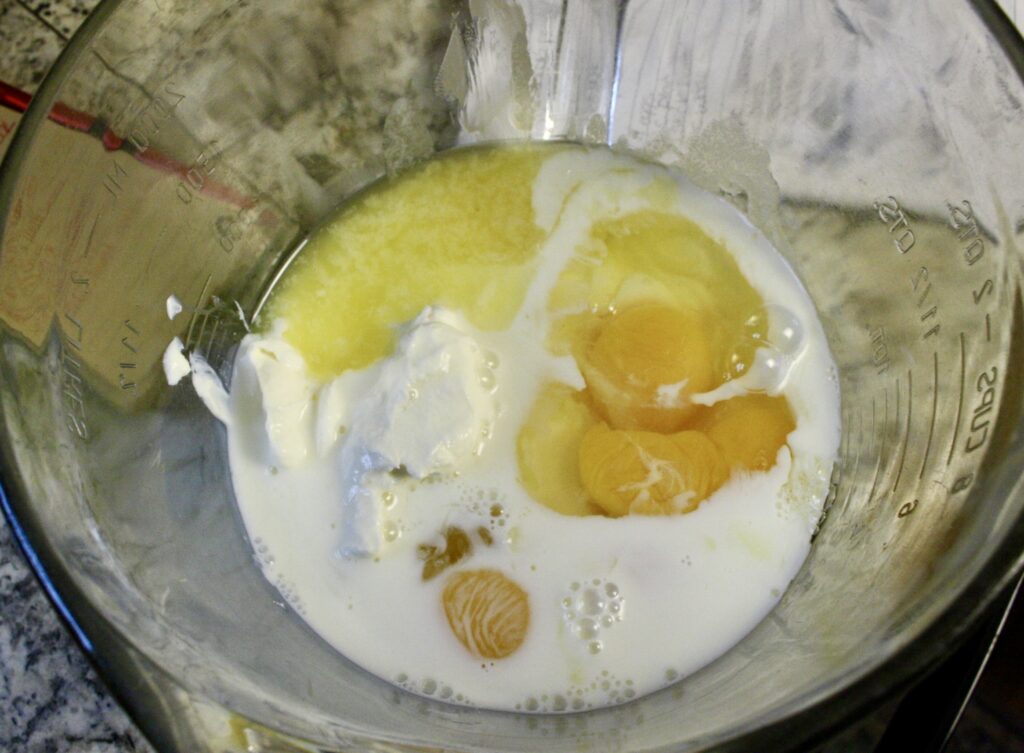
(1, 1, 1023, 751)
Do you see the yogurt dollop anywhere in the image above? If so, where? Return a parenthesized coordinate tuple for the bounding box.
(233, 306, 498, 556)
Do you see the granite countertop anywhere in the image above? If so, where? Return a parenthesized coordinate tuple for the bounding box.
(1, 2, 1023, 753)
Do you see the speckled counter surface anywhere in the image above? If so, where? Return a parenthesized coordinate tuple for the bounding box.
(1, 2, 1023, 753)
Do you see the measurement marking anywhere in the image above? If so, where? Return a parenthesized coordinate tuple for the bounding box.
(985, 312, 991, 342)
(892, 370, 912, 492)
(185, 274, 214, 348)
(947, 332, 966, 465)
(120, 336, 137, 353)
(868, 387, 889, 504)
(839, 405, 851, 464)
(194, 307, 213, 353)
(870, 397, 877, 456)
(919, 352, 939, 479)
(82, 214, 100, 258)
(119, 362, 136, 369)
(840, 407, 865, 513)
(207, 315, 223, 356)
(251, 236, 310, 324)
(64, 312, 84, 342)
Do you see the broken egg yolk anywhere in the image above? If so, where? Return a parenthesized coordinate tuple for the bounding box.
(692, 394, 796, 472)
(578, 424, 728, 517)
(516, 210, 795, 519)
(581, 304, 714, 433)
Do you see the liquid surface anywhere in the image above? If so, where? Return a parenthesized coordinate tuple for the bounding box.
(225, 144, 841, 712)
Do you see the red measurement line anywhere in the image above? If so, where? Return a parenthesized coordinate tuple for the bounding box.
(0, 79, 252, 209)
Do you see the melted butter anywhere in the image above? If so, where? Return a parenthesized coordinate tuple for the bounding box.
(266, 145, 551, 378)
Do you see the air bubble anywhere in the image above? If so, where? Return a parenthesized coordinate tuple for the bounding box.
(605, 583, 619, 598)
(580, 588, 604, 615)
(382, 491, 397, 509)
(577, 618, 599, 639)
(479, 369, 497, 391)
(588, 641, 602, 654)
(763, 304, 805, 356)
(407, 388, 419, 400)
(396, 673, 408, 684)
(572, 698, 585, 710)
(440, 686, 453, 699)
(484, 350, 500, 369)
(665, 669, 679, 682)
(525, 697, 540, 712)
(383, 521, 400, 542)
(552, 695, 567, 712)
(422, 679, 437, 695)
(745, 347, 788, 393)
(601, 615, 614, 628)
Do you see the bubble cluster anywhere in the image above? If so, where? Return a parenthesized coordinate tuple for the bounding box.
(561, 579, 625, 654)
(516, 670, 639, 713)
(461, 489, 511, 536)
(393, 673, 469, 705)
(270, 575, 306, 616)
(252, 537, 276, 568)
(726, 304, 805, 391)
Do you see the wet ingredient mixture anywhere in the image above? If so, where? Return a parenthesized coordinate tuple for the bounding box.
(170, 143, 840, 712)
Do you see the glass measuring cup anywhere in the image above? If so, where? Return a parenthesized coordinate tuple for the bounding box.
(0, 1, 1023, 751)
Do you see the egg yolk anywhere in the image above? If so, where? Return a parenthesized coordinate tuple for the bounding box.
(691, 394, 795, 472)
(578, 425, 727, 517)
(581, 304, 714, 433)
(517, 383, 601, 517)
(517, 207, 796, 518)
